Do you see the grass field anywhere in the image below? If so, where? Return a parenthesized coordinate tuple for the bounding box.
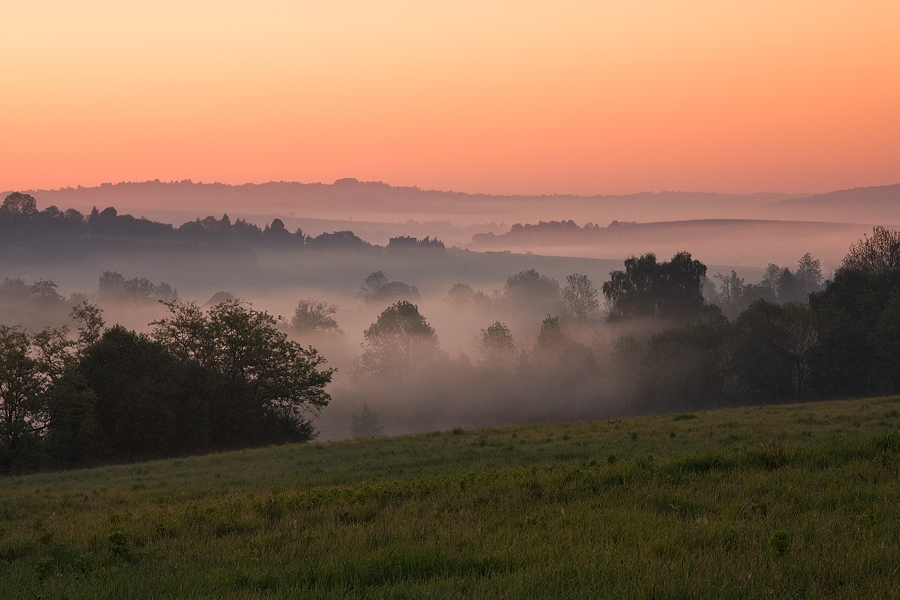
(2, 396, 900, 598)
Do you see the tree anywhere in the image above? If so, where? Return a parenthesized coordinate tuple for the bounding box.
(502, 269, 560, 316)
(357, 270, 420, 305)
(151, 300, 334, 441)
(1, 192, 38, 219)
(70, 300, 105, 353)
(445, 283, 491, 311)
(644, 316, 734, 408)
(77, 326, 187, 459)
(478, 322, 515, 365)
(291, 299, 342, 336)
(0, 326, 56, 473)
(732, 300, 794, 399)
(560, 274, 600, 324)
(780, 302, 819, 399)
(534, 315, 566, 352)
(355, 301, 439, 381)
(842, 226, 900, 276)
(795, 253, 823, 294)
(602, 252, 713, 322)
(98, 271, 178, 304)
(712, 270, 776, 318)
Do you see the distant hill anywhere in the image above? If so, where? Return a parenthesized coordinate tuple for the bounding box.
(9, 181, 898, 229)
(772, 184, 900, 224)
(4, 179, 797, 228)
(6, 180, 896, 265)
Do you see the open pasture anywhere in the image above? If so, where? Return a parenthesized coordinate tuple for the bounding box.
(2, 396, 899, 598)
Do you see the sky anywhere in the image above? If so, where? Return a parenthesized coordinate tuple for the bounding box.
(2, 1, 899, 196)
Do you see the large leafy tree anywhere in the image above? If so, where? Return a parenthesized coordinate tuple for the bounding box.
(0, 324, 74, 473)
(355, 301, 439, 382)
(602, 252, 714, 322)
(291, 299, 342, 336)
(842, 226, 900, 276)
(151, 300, 334, 441)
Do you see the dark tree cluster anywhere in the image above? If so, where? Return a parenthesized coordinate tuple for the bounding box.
(386, 236, 445, 253)
(602, 251, 718, 322)
(1, 192, 423, 252)
(0, 301, 333, 475)
(609, 228, 900, 410)
(349, 232, 899, 436)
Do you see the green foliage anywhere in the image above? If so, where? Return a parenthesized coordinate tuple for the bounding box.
(644, 316, 734, 408)
(152, 299, 333, 429)
(0, 326, 52, 474)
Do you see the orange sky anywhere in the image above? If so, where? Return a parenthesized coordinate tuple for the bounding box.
(2, 1, 899, 196)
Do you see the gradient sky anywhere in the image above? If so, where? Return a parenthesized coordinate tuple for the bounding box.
(3, 1, 899, 196)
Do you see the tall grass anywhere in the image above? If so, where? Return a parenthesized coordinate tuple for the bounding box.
(2, 396, 899, 598)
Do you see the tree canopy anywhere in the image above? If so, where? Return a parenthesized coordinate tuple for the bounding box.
(602, 252, 715, 322)
(355, 301, 439, 382)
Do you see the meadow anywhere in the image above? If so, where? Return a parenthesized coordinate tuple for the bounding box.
(1, 395, 899, 598)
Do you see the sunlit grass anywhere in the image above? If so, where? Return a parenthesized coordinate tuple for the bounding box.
(2, 396, 899, 598)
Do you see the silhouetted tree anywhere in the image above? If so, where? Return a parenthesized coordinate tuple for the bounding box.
(603, 252, 714, 322)
(151, 300, 333, 442)
(291, 299, 342, 337)
(357, 270, 420, 305)
(355, 301, 439, 382)
(502, 269, 560, 316)
(446, 283, 492, 311)
(478, 321, 515, 366)
(842, 226, 900, 276)
(559, 273, 600, 324)
(98, 271, 178, 304)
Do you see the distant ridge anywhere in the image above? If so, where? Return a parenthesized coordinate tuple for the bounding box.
(4, 179, 898, 232)
(772, 183, 900, 224)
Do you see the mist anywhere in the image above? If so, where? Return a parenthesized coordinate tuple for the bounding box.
(3, 183, 898, 444)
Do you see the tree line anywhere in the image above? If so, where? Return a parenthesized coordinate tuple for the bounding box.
(3, 189, 899, 467)
(339, 227, 900, 435)
(0, 192, 443, 252)
(0, 300, 333, 474)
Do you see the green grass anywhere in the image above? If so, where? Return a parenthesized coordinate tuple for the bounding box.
(2, 396, 900, 598)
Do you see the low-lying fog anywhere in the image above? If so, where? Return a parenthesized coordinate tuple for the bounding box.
(2, 244, 784, 441)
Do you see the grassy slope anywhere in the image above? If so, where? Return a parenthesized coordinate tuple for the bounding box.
(2, 396, 900, 599)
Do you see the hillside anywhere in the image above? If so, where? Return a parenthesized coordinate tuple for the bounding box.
(773, 184, 900, 224)
(2, 396, 898, 598)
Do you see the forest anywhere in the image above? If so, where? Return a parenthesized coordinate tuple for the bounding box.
(2, 191, 900, 474)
